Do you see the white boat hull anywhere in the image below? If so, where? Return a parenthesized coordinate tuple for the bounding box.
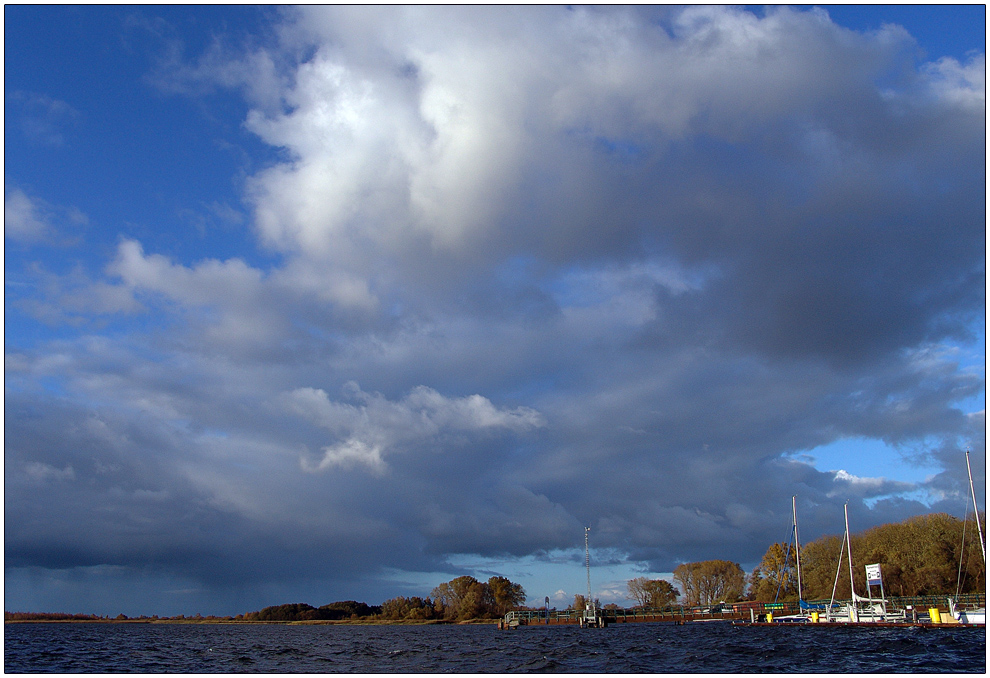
(956, 609, 986, 624)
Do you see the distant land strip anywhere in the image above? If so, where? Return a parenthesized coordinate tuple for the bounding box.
(7, 512, 984, 624)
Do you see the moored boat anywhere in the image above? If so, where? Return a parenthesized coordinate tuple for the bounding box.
(948, 598, 986, 625)
(948, 449, 986, 626)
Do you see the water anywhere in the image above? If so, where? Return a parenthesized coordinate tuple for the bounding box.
(4, 621, 986, 673)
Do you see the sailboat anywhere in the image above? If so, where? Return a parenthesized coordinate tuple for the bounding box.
(948, 449, 986, 625)
(819, 503, 907, 623)
(948, 598, 986, 625)
(759, 484, 983, 626)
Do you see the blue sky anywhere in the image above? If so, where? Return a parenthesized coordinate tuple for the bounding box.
(5, 5, 985, 617)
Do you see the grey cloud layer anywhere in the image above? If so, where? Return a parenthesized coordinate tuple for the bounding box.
(5, 6, 984, 614)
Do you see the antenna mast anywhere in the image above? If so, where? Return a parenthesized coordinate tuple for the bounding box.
(585, 527, 592, 607)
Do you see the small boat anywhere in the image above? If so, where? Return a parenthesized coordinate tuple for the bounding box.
(817, 503, 908, 623)
(948, 598, 986, 625)
(948, 450, 985, 626)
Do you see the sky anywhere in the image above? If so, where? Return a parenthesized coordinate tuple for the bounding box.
(4, 5, 985, 617)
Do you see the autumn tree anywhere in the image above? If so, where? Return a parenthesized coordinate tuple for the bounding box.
(748, 542, 799, 602)
(432, 575, 483, 620)
(247, 603, 320, 621)
(318, 601, 379, 619)
(244, 601, 381, 622)
(797, 534, 845, 600)
(487, 576, 526, 616)
(788, 512, 985, 600)
(673, 560, 746, 606)
(955, 512, 987, 595)
(430, 574, 526, 620)
(626, 577, 680, 608)
(458, 581, 490, 620)
(380, 596, 436, 620)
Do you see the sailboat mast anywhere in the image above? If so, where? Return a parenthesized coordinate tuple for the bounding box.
(844, 503, 856, 599)
(842, 503, 860, 622)
(965, 449, 986, 563)
(792, 495, 803, 602)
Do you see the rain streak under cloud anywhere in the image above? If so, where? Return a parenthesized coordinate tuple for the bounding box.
(4, 5, 985, 616)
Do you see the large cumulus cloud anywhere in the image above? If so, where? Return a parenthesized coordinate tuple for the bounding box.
(5, 6, 984, 615)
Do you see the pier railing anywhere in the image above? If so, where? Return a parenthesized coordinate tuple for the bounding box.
(503, 606, 738, 625)
(769, 593, 985, 616)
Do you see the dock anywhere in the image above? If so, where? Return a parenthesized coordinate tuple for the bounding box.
(500, 593, 986, 630)
(735, 621, 984, 628)
(501, 608, 746, 628)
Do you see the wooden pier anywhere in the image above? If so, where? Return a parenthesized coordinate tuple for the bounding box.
(501, 609, 747, 628)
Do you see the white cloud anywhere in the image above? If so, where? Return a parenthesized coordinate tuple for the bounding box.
(141, 22, 286, 111)
(832, 469, 885, 489)
(7, 91, 79, 146)
(221, 5, 980, 302)
(921, 53, 986, 111)
(109, 239, 264, 307)
(828, 469, 916, 499)
(103, 239, 382, 352)
(4, 186, 87, 246)
(16, 264, 143, 324)
(303, 437, 386, 475)
(5, 187, 51, 243)
(283, 382, 545, 473)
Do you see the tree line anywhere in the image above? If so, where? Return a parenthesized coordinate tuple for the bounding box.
(5, 612, 104, 621)
(8, 512, 982, 621)
(8, 575, 528, 624)
(235, 575, 527, 623)
(379, 575, 527, 621)
(750, 511, 985, 601)
(240, 601, 380, 622)
(625, 511, 985, 606)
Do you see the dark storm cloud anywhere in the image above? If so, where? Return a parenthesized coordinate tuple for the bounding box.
(5, 6, 984, 615)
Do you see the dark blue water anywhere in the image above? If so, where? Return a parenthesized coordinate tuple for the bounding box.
(4, 621, 986, 673)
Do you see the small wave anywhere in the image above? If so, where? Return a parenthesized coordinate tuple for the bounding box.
(3, 619, 985, 673)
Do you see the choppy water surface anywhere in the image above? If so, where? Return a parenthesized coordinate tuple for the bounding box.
(4, 621, 985, 673)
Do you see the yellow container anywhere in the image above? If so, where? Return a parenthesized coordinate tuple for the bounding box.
(766, 612, 773, 623)
(929, 608, 941, 624)
(811, 611, 819, 623)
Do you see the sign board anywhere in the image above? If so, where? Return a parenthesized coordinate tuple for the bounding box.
(865, 563, 882, 586)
